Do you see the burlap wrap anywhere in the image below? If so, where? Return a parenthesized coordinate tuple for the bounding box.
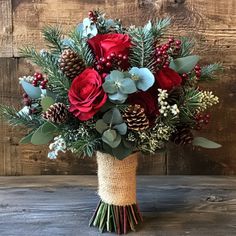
(97, 151, 138, 206)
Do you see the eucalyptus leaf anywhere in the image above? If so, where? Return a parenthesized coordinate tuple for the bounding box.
(192, 137, 222, 149)
(102, 80, 117, 94)
(109, 92, 127, 102)
(111, 141, 133, 160)
(41, 122, 58, 133)
(119, 79, 137, 94)
(21, 81, 42, 99)
(113, 123, 127, 135)
(31, 126, 54, 145)
(102, 129, 117, 142)
(169, 55, 200, 74)
(41, 96, 55, 111)
(20, 132, 34, 144)
(96, 119, 108, 134)
(102, 131, 121, 148)
(103, 108, 123, 125)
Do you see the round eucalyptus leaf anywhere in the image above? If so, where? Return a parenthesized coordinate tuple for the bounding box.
(95, 119, 108, 134)
(113, 123, 127, 135)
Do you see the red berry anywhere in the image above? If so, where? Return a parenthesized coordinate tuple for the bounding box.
(163, 65, 168, 69)
(96, 65, 103, 71)
(164, 61, 170, 66)
(156, 58, 162, 64)
(195, 71, 201, 77)
(106, 62, 112, 68)
(106, 56, 111, 60)
(204, 119, 209, 124)
(118, 54, 123, 59)
(156, 50, 162, 56)
(36, 73, 43, 80)
(122, 55, 127, 60)
(205, 114, 210, 119)
(195, 65, 201, 71)
(88, 11, 94, 17)
(110, 52, 115, 58)
(164, 54, 168, 59)
(100, 57, 106, 63)
(175, 45, 181, 50)
(34, 72, 39, 78)
(168, 37, 174, 44)
(182, 73, 188, 78)
(175, 40, 181, 46)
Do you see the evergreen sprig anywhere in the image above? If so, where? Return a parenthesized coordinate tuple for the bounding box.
(128, 27, 155, 71)
(19, 47, 70, 98)
(179, 37, 194, 57)
(200, 63, 222, 81)
(0, 105, 42, 128)
(42, 25, 64, 55)
(152, 18, 171, 38)
(69, 30, 95, 67)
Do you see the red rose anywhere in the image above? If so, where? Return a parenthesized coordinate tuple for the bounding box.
(68, 68, 107, 121)
(156, 68, 182, 91)
(88, 33, 131, 59)
(128, 91, 159, 124)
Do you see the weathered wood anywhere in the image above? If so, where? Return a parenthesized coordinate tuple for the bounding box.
(0, 0, 12, 57)
(0, 0, 236, 175)
(0, 176, 236, 235)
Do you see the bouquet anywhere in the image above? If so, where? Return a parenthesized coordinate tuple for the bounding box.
(0, 10, 221, 234)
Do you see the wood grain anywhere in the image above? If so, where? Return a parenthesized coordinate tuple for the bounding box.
(0, 0, 235, 175)
(0, 176, 236, 235)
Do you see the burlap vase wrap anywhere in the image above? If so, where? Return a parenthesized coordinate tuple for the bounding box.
(96, 151, 138, 206)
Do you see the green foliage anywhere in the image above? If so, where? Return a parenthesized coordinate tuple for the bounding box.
(41, 96, 55, 111)
(0, 104, 42, 128)
(42, 25, 64, 55)
(151, 18, 171, 38)
(170, 55, 200, 74)
(192, 137, 222, 149)
(19, 47, 70, 99)
(200, 63, 222, 81)
(179, 37, 194, 57)
(69, 30, 95, 67)
(128, 26, 156, 71)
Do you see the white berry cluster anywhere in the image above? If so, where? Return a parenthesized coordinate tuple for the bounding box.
(157, 89, 180, 117)
(48, 135, 67, 159)
(198, 91, 219, 112)
(18, 76, 34, 83)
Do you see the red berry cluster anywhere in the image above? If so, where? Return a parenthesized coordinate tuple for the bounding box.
(22, 93, 32, 107)
(88, 11, 97, 23)
(194, 113, 210, 130)
(156, 37, 182, 69)
(32, 72, 48, 89)
(194, 64, 201, 79)
(95, 52, 128, 73)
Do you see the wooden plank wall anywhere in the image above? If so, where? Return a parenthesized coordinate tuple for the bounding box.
(0, 0, 235, 175)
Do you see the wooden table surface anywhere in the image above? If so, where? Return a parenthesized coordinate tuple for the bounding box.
(0, 176, 236, 236)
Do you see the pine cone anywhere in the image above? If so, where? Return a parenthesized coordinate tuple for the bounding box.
(171, 126, 193, 145)
(123, 104, 149, 131)
(42, 103, 68, 124)
(59, 49, 84, 79)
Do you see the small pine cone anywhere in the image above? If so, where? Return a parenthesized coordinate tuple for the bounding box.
(42, 103, 68, 124)
(59, 49, 84, 79)
(171, 126, 194, 145)
(123, 104, 149, 131)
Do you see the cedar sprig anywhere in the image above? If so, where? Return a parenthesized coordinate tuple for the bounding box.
(179, 36, 195, 57)
(69, 30, 95, 67)
(0, 104, 42, 128)
(42, 25, 64, 54)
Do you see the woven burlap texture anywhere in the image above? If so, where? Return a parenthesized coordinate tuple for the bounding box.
(97, 151, 138, 206)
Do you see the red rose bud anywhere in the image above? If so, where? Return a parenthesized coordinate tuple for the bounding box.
(155, 68, 182, 91)
(68, 68, 107, 121)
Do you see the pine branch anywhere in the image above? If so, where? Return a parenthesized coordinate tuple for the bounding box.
(42, 25, 64, 54)
(69, 30, 95, 67)
(128, 27, 156, 71)
(152, 18, 171, 38)
(200, 63, 222, 81)
(0, 105, 42, 128)
(19, 47, 70, 99)
(179, 37, 194, 57)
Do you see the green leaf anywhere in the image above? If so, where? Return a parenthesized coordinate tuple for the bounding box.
(20, 132, 34, 144)
(113, 123, 127, 135)
(192, 137, 222, 149)
(95, 119, 108, 134)
(170, 55, 200, 74)
(41, 96, 55, 111)
(102, 130, 121, 148)
(111, 141, 133, 160)
(102, 129, 117, 142)
(103, 108, 123, 125)
(31, 125, 54, 145)
(41, 122, 57, 133)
